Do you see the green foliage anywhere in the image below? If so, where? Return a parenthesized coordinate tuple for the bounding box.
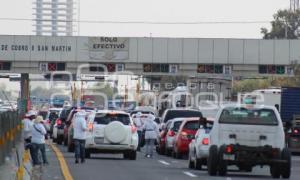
(261, 9, 300, 39)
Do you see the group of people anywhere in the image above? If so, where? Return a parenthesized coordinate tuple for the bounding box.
(134, 112, 159, 158)
(22, 110, 48, 166)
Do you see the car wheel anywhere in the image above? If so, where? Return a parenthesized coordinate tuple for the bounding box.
(218, 145, 227, 176)
(165, 148, 172, 156)
(129, 151, 137, 160)
(208, 145, 218, 176)
(57, 136, 63, 145)
(194, 157, 202, 170)
(85, 149, 91, 159)
(281, 148, 291, 179)
(64, 136, 68, 146)
(188, 153, 195, 169)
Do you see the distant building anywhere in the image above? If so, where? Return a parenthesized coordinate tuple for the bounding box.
(33, 0, 76, 36)
(290, 0, 300, 12)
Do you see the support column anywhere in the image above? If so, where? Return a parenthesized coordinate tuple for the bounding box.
(20, 73, 30, 116)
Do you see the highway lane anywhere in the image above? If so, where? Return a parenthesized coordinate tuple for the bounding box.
(56, 145, 300, 180)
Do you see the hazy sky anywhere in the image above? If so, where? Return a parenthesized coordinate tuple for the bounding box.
(0, 0, 289, 38)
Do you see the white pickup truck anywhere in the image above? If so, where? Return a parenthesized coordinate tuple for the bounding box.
(207, 104, 291, 179)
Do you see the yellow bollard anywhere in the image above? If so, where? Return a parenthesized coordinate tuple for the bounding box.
(16, 165, 25, 180)
(23, 150, 30, 164)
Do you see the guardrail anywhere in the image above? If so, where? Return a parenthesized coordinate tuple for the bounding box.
(0, 111, 22, 166)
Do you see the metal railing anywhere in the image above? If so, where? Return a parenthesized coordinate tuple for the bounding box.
(0, 111, 21, 165)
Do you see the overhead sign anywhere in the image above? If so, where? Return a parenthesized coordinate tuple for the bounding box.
(88, 37, 129, 60)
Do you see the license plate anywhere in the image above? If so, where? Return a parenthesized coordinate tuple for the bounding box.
(223, 154, 235, 160)
(94, 137, 104, 144)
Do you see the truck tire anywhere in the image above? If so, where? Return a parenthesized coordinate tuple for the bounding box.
(218, 145, 227, 176)
(208, 145, 218, 176)
(281, 148, 291, 179)
(194, 157, 202, 170)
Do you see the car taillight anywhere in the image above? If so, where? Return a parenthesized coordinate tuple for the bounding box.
(202, 138, 209, 145)
(293, 129, 299, 134)
(226, 145, 233, 154)
(131, 125, 137, 133)
(168, 130, 176, 137)
(56, 119, 62, 125)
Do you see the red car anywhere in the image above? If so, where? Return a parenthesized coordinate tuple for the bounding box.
(172, 118, 200, 159)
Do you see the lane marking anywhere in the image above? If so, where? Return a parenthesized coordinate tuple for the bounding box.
(49, 143, 74, 180)
(158, 160, 170, 166)
(183, 171, 197, 177)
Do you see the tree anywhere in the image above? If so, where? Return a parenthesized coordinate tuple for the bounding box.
(261, 9, 300, 39)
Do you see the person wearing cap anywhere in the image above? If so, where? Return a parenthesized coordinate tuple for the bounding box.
(73, 110, 88, 164)
(143, 114, 159, 158)
(31, 116, 48, 166)
(23, 111, 35, 148)
(134, 112, 144, 151)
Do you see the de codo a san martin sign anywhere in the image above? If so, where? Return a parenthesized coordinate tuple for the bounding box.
(0, 36, 129, 61)
(88, 37, 129, 60)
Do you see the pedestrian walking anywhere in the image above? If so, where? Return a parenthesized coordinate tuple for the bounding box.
(134, 112, 144, 151)
(31, 116, 48, 166)
(143, 114, 159, 158)
(73, 110, 88, 164)
(22, 110, 36, 159)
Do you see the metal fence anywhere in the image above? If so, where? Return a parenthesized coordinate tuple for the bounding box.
(0, 111, 21, 166)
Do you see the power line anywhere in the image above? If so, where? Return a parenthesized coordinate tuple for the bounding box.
(0, 17, 275, 24)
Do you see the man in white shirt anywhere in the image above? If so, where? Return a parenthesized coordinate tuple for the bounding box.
(22, 110, 36, 160)
(73, 110, 88, 164)
(134, 112, 144, 151)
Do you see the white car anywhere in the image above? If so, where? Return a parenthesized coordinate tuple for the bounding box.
(164, 118, 184, 156)
(207, 104, 291, 178)
(85, 110, 138, 160)
(188, 119, 214, 170)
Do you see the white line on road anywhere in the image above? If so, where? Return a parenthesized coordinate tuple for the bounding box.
(158, 160, 170, 166)
(183, 171, 197, 178)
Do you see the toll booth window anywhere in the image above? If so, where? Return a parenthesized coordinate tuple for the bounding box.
(0, 62, 11, 70)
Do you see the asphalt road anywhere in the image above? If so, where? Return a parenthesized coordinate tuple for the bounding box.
(57, 145, 300, 180)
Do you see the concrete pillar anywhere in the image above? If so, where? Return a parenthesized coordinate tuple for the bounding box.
(20, 73, 30, 116)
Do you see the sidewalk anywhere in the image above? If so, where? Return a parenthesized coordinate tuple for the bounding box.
(0, 142, 64, 180)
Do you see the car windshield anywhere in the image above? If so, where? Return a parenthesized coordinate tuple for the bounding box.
(130, 111, 154, 116)
(164, 110, 202, 123)
(183, 121, 199, 130)
(173, 121, 183, 132)
(94, 113, 131, 125)
(219, 107, 278, 126)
